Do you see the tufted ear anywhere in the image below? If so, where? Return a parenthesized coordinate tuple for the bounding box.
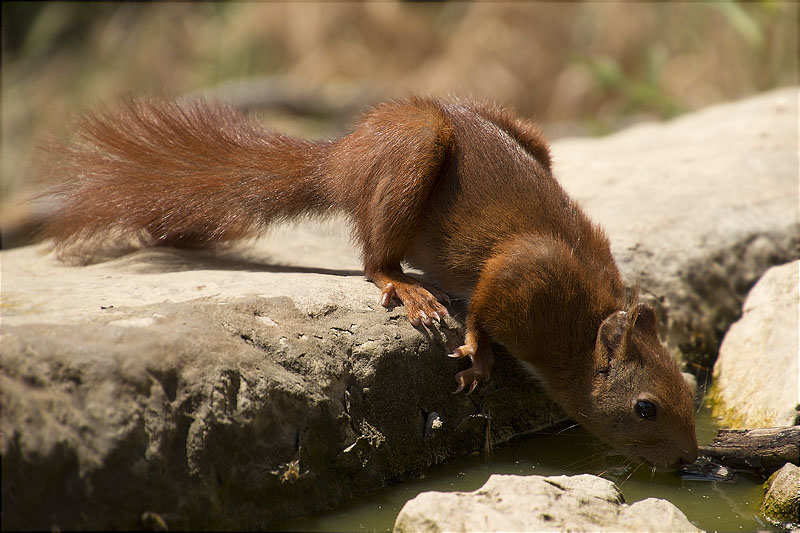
(594, 310, 630, 372)
(632, 302, 658, 337)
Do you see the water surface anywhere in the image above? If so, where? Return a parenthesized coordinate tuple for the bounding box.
(279, 402, 772, 532)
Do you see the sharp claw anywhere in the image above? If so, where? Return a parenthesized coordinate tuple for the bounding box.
(432, 312, 441, 322)
(453, 381, 465, 394)
(419, 311, 430, 326)
(449, 346, 466, 358)
(380, 283, 395, 307)
(468, 381, 479, 394)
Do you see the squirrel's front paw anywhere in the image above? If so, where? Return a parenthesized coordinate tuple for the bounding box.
(449, 340, 494, 394)
(453, 366, 487, 394)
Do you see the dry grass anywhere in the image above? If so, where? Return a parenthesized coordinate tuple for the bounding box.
(2, 2, 797, 239)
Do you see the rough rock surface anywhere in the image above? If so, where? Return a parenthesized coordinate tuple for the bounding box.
(760, 462, 800, 530)
(1, 245, 561, 531)
(393, 474, 699, 532)
(2, 88, 798, 530)
(711, 261, 799, 427)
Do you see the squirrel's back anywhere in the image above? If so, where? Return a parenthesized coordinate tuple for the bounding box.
(398, 100, 619, 300)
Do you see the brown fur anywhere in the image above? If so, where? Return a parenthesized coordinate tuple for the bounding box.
(38, 96, 697, 466)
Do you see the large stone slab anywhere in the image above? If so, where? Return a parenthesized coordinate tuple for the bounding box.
(1, 245, 562, 530)
(393, 474, 699, 532)
(2, 88, 798, 530)
(710, 260, 799, 427)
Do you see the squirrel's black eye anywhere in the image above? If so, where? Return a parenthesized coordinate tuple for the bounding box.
(635, 400, 657, 419)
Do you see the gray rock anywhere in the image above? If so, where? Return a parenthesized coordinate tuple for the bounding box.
(711, 260, 799, 427)
(1, 247, 561, 530)
(2, 88, 798, 529)
(760, 462, 800, 530)
(393, 474, 699, 532)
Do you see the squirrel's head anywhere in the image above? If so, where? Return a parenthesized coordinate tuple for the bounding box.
(579, 302, 698, 468)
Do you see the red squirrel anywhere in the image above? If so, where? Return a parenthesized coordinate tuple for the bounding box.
(40, 96, 697, 467)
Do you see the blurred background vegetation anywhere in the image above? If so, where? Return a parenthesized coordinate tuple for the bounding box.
(1, 1, 797, 244)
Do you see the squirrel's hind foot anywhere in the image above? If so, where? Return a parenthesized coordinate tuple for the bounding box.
(377, 276, 450, 327)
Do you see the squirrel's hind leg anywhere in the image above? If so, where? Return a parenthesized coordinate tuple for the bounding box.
(332, 98, 455, 327)
(368, 267, 450, 326)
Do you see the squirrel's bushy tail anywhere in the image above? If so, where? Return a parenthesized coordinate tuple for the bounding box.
(39, 98, 332, 263)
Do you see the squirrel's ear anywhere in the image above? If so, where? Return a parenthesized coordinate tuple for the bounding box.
(632, 302, 658, 337)
(594, 310, 629, 372)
